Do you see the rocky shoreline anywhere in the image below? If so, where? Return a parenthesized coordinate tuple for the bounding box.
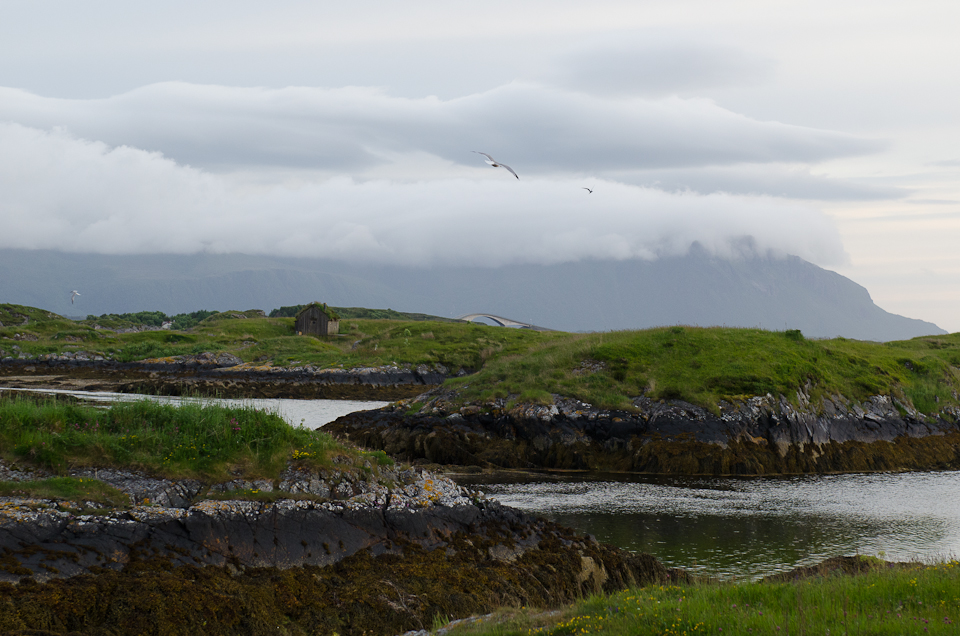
(326, 385, 960, 474)
(0, 357, 460, 400)
(0, 459, 669, 635)
(0, 458, 475, 582)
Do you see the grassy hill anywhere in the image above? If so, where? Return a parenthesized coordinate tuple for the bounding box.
(0, 302, 554, 372)
(3, 303, 960, 415)
(443, 326, 960, 415)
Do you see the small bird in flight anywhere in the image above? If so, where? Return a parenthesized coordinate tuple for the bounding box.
(582, 187, 593, 193)
(472, 151, 519, 179)
(70, 290, 80, 304)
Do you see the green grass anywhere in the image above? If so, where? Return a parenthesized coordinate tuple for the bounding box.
(0, 303, 556, 371)
(442, 558, 960, 636)
(444, 327, 960, 413)
(185, 313, 553, 370)
(0, 476, 131, 510)
(0, 395, 355, 482)
(7, 302, 960, 415)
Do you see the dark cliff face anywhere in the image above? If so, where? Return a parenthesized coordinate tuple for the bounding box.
(326, 391, 960, 475)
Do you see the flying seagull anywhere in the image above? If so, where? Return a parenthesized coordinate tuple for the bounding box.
(472, 151, 519, 179)
(70, 290, 80, 304)
(582, 187, 593, 193)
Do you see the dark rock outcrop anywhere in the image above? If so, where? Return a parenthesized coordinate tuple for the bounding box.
(326, 387, 960, 474)
(0, 465, 668, 635)
(0, 358, 460, 399)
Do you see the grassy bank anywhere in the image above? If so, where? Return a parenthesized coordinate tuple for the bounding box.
(6, 303, 960, 415)
(441, 557, 960, 636)
(442, 326, 960, 414)
(0, 395, 373, 484)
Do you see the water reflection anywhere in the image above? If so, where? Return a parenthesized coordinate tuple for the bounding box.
(0, 386, 389, 430)
(456, 471, 960, 580)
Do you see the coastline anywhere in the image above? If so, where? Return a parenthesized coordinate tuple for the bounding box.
(1, 359, 958, 633)
(0, 459, 669, 635)
(5, 358, 960, 475)
(326, 385, 960, 475)
(0, 357, 454, 400)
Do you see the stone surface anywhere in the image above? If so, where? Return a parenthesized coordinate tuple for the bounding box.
(0, 460, 484, 583)
(326, 385, 960, 474)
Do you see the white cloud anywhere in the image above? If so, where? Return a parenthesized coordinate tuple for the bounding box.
(0, 82, 880, 176)
(1, 0, 958, 327)
(0, 122, 847, 268)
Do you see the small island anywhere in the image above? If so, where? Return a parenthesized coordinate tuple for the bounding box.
(0, 394, 667, 634)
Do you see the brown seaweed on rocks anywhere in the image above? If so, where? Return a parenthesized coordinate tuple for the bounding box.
(0, 462, 669, 636)
(325, 388, 960, 475)
(0, 517, 667, 636)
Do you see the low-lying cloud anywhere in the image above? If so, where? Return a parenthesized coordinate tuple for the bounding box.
(0, 81, 880, 175)
(0, 123, 847, 267)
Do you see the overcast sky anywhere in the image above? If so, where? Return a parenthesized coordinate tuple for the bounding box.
(1, 0, 959, 329)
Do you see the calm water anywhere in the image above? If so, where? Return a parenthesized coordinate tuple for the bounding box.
(456, 471, 960, 580)
(0, 386, 389, 429)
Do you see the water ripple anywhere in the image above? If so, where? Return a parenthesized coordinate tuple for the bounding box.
(464, 471, 960, 579)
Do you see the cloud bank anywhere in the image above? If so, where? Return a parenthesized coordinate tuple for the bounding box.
(0, 82, 880, 175)
(0, 123, 846, 267)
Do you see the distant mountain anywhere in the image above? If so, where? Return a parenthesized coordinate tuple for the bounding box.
(0, 247, 945, 341)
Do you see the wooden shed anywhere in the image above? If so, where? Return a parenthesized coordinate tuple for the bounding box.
(295, 303, 340, 337)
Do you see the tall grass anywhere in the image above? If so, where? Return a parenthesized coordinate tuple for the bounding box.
(0, 396, 347, 481)
(443, 558, 960, 636)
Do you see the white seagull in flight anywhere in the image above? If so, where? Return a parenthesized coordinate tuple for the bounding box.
(582, 187, 593, 193)
(70, 290, 80, 304)
(472, 151, 519, 179)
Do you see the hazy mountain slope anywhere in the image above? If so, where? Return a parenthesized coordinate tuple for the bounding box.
(0, 248, 944, 340)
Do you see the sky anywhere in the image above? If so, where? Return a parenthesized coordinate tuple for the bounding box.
(1, 1, 959, 329)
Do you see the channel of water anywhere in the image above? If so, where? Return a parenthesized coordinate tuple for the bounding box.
(456, 470, 960, 580)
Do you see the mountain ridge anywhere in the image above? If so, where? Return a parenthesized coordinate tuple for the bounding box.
(0, 247, 944, 341)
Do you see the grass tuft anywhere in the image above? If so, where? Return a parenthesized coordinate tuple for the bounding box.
(441, 557, 960, 636)
(0, 476, 131, 510)
(0, 395, 355, 482)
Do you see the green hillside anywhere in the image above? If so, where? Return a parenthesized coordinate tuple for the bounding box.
(442, 326, 960, 414)
(0, 302, 554, 372)
(3, 303, 960, 415)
